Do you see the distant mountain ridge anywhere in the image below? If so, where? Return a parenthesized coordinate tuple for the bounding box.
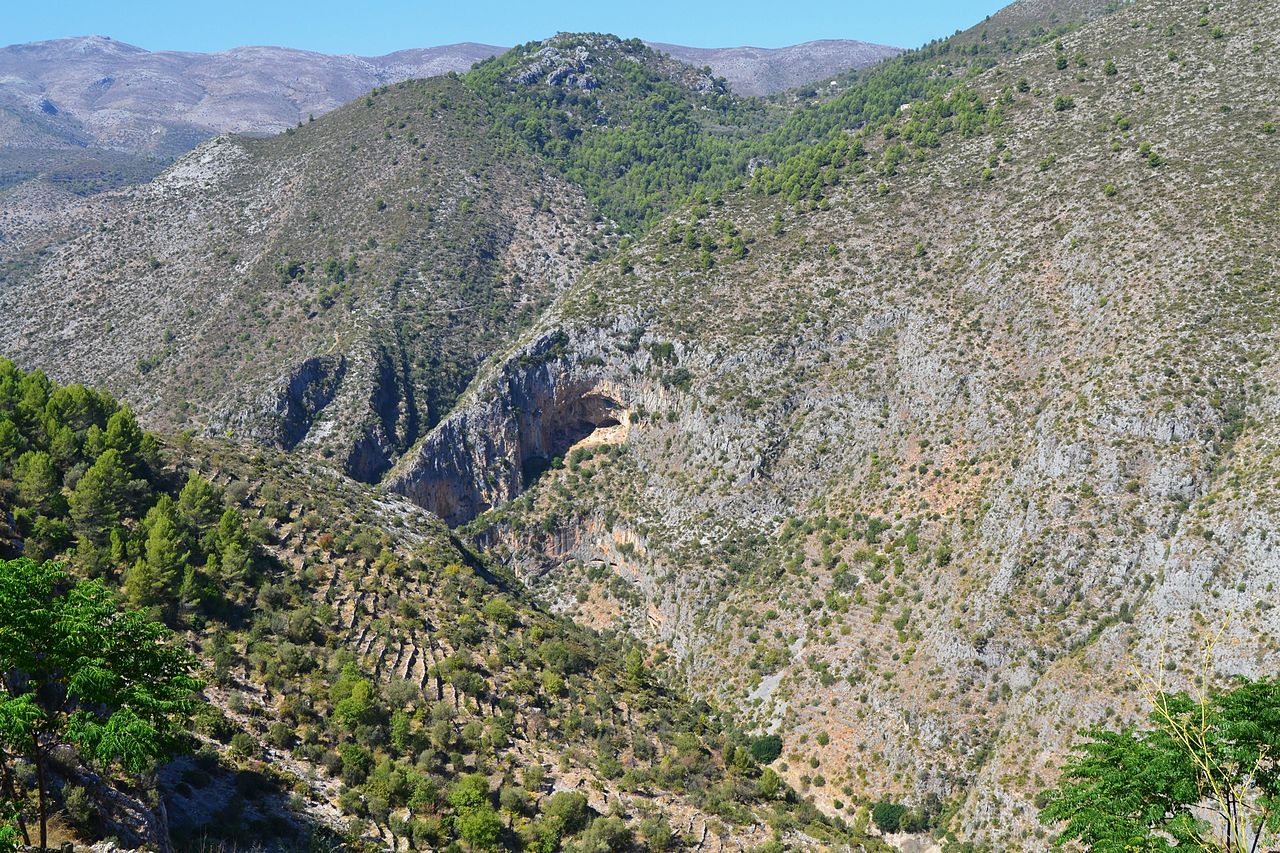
(0, 34, 900, 155)
(0, 36, 506, 153)
(650, 39, 902, 96)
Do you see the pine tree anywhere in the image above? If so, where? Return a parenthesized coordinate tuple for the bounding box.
(68, 450, 131, 542)
(125, 499, 189, 608)
(0, 418, 24, 469)
(103, 405, 143, 468)
(218, 541, 251, 591)
(178, 473, 220, 530)
(14, 451, 58, 514)
(216, 506, 248, 551)
(215, 507, 252, 594)
(47, 425, 78, 468)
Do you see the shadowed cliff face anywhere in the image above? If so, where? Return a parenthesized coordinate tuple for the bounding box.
(390, 330, 631, 526)
(272, 356, 347, 449)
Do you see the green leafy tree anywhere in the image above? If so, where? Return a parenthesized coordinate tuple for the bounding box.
(334, 678, 381, 730)
(0, 557, 202, 850)
(575, 816, 631, 851)
(390, 709, 413, 754)
(872, 801, 907, 833)
(750, 734, 783, 764)
(1040, 676, 1280, 851)
(542, 790, 589, 835)
(448, 773, 492, 812)
(456, 804, 503, 850)
(450, 774, 501, 849)
(0, 813, 17, 853)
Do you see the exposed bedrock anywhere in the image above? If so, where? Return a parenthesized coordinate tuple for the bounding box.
(390, 329, 630, 526)
(219, 341, 431, 484)
(214, 354, 348, 450)
(274, 355, 348, 449)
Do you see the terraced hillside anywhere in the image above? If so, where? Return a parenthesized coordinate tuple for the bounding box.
(387, 0, 1280, 846)
(0, 360, 883, 852)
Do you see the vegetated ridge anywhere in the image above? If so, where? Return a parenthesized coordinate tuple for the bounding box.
(0, 34, 899, 197)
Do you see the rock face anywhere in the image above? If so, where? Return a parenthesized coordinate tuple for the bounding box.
(515, 45, 599, 89)
(390, 329, 632, 525)
(268, 355, 348, 449)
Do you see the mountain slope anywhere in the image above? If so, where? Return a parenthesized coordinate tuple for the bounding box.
(387, 0, 1280, 845)
(0, 73, 606, 484)
(0, 359, 883, 852)
(5, 0, 1277, 847)
(0, 32, 805, 481)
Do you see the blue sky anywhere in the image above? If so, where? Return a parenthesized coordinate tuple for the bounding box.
(4, 1, 1008, 54)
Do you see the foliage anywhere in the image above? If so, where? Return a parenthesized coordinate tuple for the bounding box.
(750, 734, 783, 764)
(746, 15, 1077, 206)
(465, 34, 769, 231)
(0, 359, 263, 619)
(0, 557, 202, 849)
(872, 801, 908, 833)
(1039, 676, 1280, 851)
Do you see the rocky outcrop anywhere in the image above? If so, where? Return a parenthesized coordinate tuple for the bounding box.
(516, 45, 599, 90)
(272, 355, 347, 449)
(390, 329, 630, 526)
(504, 34, 725, 101)
(35, 750, 174, 853)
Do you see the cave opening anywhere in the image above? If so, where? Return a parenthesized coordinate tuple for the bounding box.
(517, 391, 627, 488)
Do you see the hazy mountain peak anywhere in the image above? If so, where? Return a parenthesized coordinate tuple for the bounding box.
(650, 38, 903, 95)
(0, 30, 899, 161)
